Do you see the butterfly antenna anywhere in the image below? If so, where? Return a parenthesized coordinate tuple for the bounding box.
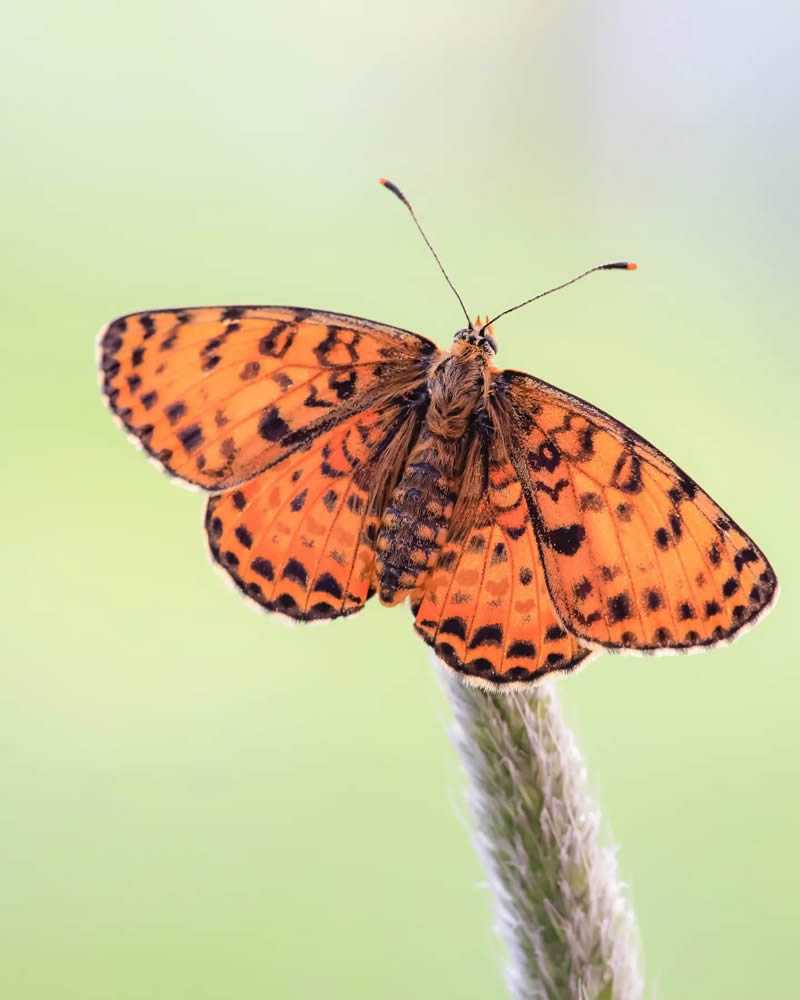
(380, 178, 472, 327)
(484, 261, 638, 330)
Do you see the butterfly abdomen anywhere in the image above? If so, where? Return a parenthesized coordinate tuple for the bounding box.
(376, 431, 458, 604)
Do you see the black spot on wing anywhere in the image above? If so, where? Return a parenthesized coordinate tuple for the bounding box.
(258, 407, 290, 442)
(222, 306, 246, 320)
(616, 503, 633, 522)
(608, 592, 632, 622)
(545, 524, 585, 556)
(645, 589, 663, 611)
(734, 547, 758, 572)
(251, 557, 274, 580)
(610, 452, 642, 494)
(328, 370, 357, 400)
(313, 573, 343, 600)
(490, 542, 507, 565)
(166, 401, 186, 425)
(234, 525, 253, 548)
(468, 624, 503, 648)
(507, 640, 537, 658)
(573, 578, 592, 601)
(139, 314, 156, 337)
(527, 442, 560, 473)
(291, 489, 308, 512)
(722, 576, 740, 598)
(440, 617, 467, 640)
(579, 491, 603, 512)
(655, 527, 670, 550)
(178, 424, 203, 453)
(282, 558, 308, 587)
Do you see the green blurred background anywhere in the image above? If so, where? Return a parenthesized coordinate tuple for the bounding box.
(2, 2, 797, 997)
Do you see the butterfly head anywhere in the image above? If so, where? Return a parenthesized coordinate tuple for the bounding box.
(453, 316, 498, 357)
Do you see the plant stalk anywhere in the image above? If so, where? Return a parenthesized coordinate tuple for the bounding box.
(443, 670, 643, 1000)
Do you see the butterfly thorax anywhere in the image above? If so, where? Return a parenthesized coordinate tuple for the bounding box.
(425, 342, 490, 437)
(375, 344, 489, 605)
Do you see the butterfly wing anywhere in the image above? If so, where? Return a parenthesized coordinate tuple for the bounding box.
(413, 433, 594, 687)
(205, 398, 425, 620)
(492, 370, 778, 651)
(98, 305, 439, 490)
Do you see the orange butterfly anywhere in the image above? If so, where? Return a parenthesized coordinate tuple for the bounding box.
(98, 180, 777, 689)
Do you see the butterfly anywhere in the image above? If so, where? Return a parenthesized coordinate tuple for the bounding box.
(97, 179, 777, 689)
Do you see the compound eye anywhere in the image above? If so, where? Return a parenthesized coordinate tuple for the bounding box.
(485, 333, 498, 354)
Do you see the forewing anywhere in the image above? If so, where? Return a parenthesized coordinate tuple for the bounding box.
(414, 434, 594, 687)
(494, 370, 778, 651)
(205, 402, 420, 620)
(98, 305, 439, 489)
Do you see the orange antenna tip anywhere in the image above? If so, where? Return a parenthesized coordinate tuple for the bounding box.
(599, 261, 637, 271)
(379, 178, 408, 205)
(379, 177, 388, 185)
